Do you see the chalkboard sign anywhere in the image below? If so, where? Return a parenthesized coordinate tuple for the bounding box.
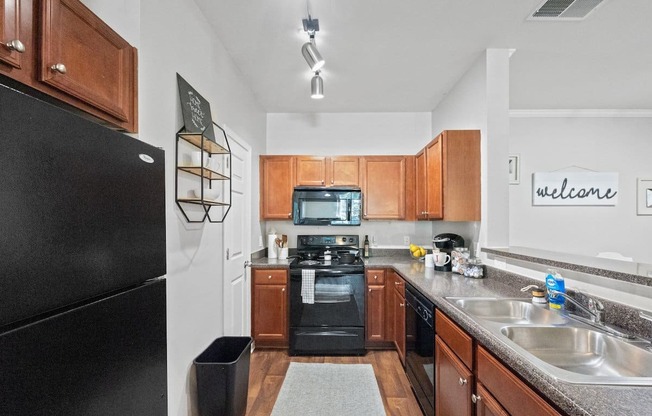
(177, 73, 215, 142)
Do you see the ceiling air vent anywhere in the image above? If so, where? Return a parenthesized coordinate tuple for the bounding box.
(528, 0, 607, 21)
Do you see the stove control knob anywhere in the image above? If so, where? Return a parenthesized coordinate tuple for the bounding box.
(342, 237, 347, 242)
(348, 238, 354, 243)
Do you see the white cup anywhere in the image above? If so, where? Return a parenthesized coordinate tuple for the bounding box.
(278, 247, 289, 260)
(434, 252, 451, 266)
(425, 254, 434, 268)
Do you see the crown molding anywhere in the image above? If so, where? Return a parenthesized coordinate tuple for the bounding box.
(509, 109, 652, 118)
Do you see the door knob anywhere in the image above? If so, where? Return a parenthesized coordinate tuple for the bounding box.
(50, 63, 67, 74)
(4, 39, 25, 53)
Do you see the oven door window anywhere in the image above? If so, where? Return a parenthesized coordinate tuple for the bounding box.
(290, 274, 364, 327)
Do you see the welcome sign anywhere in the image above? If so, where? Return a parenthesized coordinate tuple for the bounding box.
(532, 172, 619, 206)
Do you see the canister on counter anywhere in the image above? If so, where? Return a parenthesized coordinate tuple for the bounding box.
(451, 247, 470, 274)
(462, 258, 485, 279)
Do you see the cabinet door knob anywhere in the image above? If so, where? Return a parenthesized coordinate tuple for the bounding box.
(458, 378, 467, 386)
(368, 288, 372, 292)
(399, 303, 405, 307)
(288, 213, 292, 218)
(331, 179, 334, 184)
(50, 63, 67, 74)
(268, 275, 272, 279)
(4, 39, 25, 53)
(321, 180, 324, 185)
(281, 288, 285, 292)
(395, 281, 401, 285)
(374, 275, 378, 280)
(471, 394, 481, 403)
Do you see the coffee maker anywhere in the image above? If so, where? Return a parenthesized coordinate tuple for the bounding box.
(432, 233, 465, 272)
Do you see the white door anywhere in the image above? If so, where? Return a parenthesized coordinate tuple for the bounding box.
(222, 127, 251, 336)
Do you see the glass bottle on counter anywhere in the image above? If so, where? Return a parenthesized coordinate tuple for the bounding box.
(363, 235, 370, 258)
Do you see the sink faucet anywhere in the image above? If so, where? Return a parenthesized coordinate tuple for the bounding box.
(548, 290, 605, 324)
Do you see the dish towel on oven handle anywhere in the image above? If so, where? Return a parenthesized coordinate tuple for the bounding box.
(301, 269, 315, 304)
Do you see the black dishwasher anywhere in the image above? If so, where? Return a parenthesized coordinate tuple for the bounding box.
(405, 284, 435, 416)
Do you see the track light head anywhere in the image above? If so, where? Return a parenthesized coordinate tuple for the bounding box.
(311, 72, 324, 99)
(301, 39, 324, 71)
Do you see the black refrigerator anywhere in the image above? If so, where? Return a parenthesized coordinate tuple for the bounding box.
(0, 84, 168, 415)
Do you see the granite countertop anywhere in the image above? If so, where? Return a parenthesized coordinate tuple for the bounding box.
(251, 255, 652, 416)
(483, 246, 652, 287)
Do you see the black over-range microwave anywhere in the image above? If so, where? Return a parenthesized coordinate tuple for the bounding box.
(292, 187, 362, 226)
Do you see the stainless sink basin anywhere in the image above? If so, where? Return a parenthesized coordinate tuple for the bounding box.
(450, 298, 568, 325)
(501, 326, 652, 383)
(445, 296, 652, 384)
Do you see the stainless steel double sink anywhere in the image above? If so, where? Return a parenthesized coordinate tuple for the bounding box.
(445, 297, 652, 385)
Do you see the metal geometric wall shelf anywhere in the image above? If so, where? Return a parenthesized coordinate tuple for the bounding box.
(175, 122, 232, 223)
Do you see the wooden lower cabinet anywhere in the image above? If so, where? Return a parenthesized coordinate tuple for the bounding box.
(392, 273, 406, 365)
(477, 346, 561, 416)
(435, 309, 563, 416)
(365, 269, 386, 343)
(251, 269, 288, 347)
(475, 383, 509, 416)
(435, 335, 473, 416)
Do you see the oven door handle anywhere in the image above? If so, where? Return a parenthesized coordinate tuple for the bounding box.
(290, 270, 362, 278)
(294, 331, 358, 337)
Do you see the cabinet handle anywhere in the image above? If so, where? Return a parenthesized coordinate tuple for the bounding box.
(458, 378, 467, 386)
(331, 179, 334, 184)
(368, 288, 372, 292)
(321, 180, 324, 185)
(288, 213, 292, 218)
(50, 63, 67, 74)
(400, 303, 405, 307)
(282, 288, 285, 292)
(395, 281, 401, 285)
(4, 39, 25, 53)
(471, 394, 481, 403)
(374, 275, 378, 280)
(268, 275, 272, 279)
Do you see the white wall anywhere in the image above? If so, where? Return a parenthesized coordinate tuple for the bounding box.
(267, 112, 431, 155)
(509, 116, 652, 264)
(82, 1, 267, 415)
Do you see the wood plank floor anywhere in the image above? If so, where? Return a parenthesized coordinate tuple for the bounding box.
(246, 349, 423, 416)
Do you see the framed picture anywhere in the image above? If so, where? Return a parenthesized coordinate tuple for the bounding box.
(508, 155, 520, 185)
(637, 178, 652, 215)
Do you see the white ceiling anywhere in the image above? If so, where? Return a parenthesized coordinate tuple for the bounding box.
(193, 0, 652, 113)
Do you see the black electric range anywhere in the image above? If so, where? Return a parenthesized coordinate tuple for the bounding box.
(288, 235, 366, 355)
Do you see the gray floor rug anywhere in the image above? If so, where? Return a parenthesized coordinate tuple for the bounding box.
(270, 362, 386, 416)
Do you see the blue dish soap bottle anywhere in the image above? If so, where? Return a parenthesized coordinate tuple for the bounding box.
(545, 269, 565, 309)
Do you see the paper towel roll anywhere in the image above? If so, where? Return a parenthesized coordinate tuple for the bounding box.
(267, 234, 278, 258)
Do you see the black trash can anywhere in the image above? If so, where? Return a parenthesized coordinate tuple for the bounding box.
(194, 336, 253, 416)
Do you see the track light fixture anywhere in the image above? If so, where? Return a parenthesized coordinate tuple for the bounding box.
(301, 16, 324, 71)
(311, 71, 324, 99)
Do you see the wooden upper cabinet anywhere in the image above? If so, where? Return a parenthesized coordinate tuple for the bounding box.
(329, 156, 359, 186)
(260, 156, 295, 220)
(295, 156, 360, 187)
(295, 156, 327, 186)
(0, 0, 137, 131)
(415, 148, 427, 218)
(360, 156, 407, 220)
(40, 0, 137, 129)
(418, 130, 480, 221)
(0, 0, 23, 69)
